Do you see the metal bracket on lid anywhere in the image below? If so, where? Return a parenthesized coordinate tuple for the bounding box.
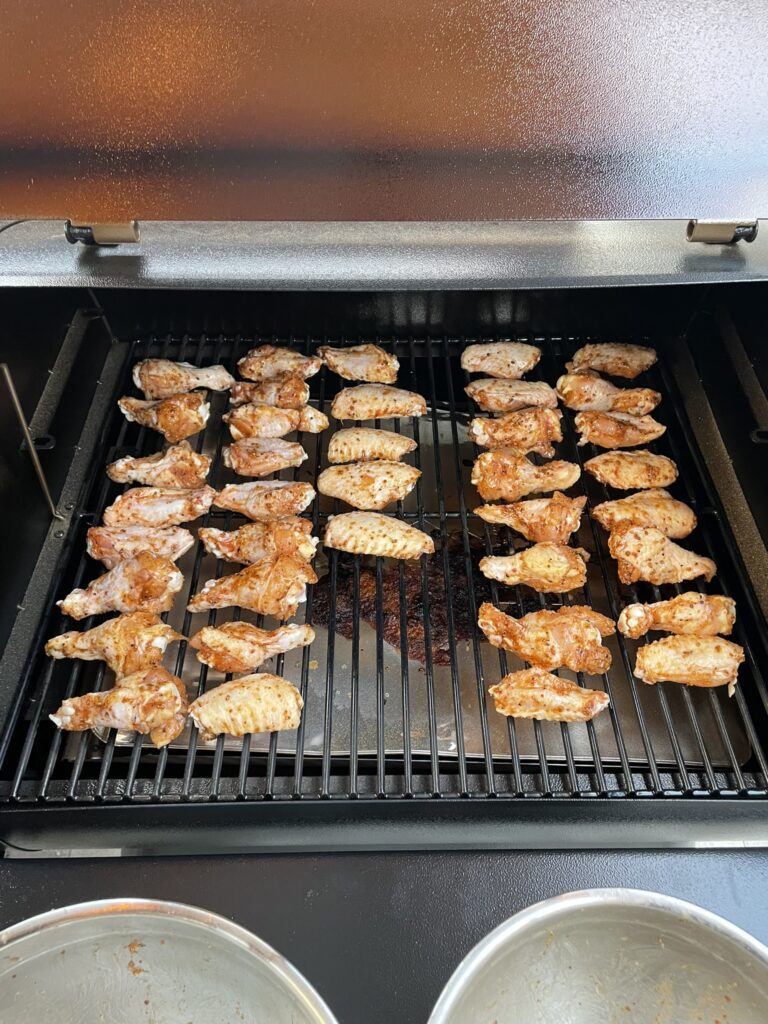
(64, 220, 140, 246)
(686, 219, 758, 244)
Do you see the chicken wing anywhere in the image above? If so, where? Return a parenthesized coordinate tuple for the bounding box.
(224, 403, 300, 439)
(584, 450, 678, 490)
(190, 673, 303, 740)
(189, 622, 315, 674)
(317, 461, 420, 510)
(319, 343, 399, 383)
(567, 343, 658, 379)
(475, 493, 586, 544)
(45, 612, 183, 676)
(187, 555, 317, 618)
(608, 525, 716, 585)
(103, 485, 216, 528)
(575, 411, 666, 449)
(634, 635, 744, 695)
(478, 601, 615, 674)
(468, 408, 563, 456)
(214, 481, 316, 520)
(326, 427, 417, 463)
(222, 438, 308, 477)
(618, 593, 736, 639)
(460, 342, 541, 379)
(199, 519, 318, 564)
(331, 384, 427, 421)
(132, 359, 234, 399)
(323, 511, 435, 559)
(118, 393, 210, 443)
(489, 668, 609, 722)
(86, 525, 194, 570)
(480, 543, 589, 593)
(50, 666, 188, 747)
(464, 379, 558, 413)
(297, 406, 330, 433)
(57, 552, 184, 620)
(471, 450, 580, 502)
(229, 377, 309, 409)
(591, 489, 695, 539)
(107, 441, 211, 489)
(237, 345, 322, 382)
(556, 371, 660, 415)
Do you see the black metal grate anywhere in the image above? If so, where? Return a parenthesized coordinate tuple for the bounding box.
(2, 333, 768, 804)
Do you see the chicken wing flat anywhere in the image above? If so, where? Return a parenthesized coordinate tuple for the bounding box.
(567, 343, 658, 379)
(224, 403, 300, 439)
(634, 635, 744, 695)
(189, 622, 315, 674)
(57, 551, 184, 620)
(465, 378, 557, 413)
(187, 555, 317, 619)
(45, 612, 182, 676)
(200, 519, 318, 564)
(132, 359, 234, 399)
(118, 393, 210, 443)
(460, 342, 541, 379)
(323, 511, 435, 559)
(298, 406, 329, 433)
(319, 343, 399, 383)
(50, 666, 188, 747)
(229, 377, 310, 409)
(575, 411, 666, 449)
(317, 461, 421, 510)
(331, 384, 427, 421)
(478, 601, 615, 674)
(608, 524, 716, 585)
(190, 673, 303, 741)
(480, 543, 589, 593)
(237, 345, 322, 382)
(618, 592, 736, 639)
(591, 489, 695, 539)
(103, 485, 216, 528)
(468, 408, 563, 456)
(584, 450, 678, 490)
(556, 371, 660, 415)
(326, 427, 417, 464)
(107, 441, 211, 489)
(475, 493, 586, 544)
(471, 450, 580, 502)
(214, 481, 315, 520)
(86, 525, 194, 570)
(223, 438, 308, 477)
(489, 668, 609, 722)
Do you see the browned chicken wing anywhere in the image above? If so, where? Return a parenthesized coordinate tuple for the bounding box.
(480, 543, 589, 593)
(634, 635, 744, 695)
(489, 668, 609, 722)
(224, 403, 301, 439)
(118, 393, 210, 443)
(103, 485, 216, 528)
(317, 461, 420, 510)
(319, 343, 399, 383)
(331, 384, 426, 421)
(475, 493, 586, 544)
(556, 371, 660, 415)
(187, 555, 317, 619)
(57, 551, 184, 620)
(86, 525, 194, 569)
(468, 408, 563, 456)
(222, 437, 308, 477)
(199, 519, 318, 564)
(471, 450, 580, 502)
(107, 441, 211, 489)
(132, 359, 234, 399)
(326, 427, 417, 464)
(237, 345, 322, 382)
(45, 612, 182, 676)
(575, 411, 666, 449)
(214, 481, 315, 520)
(323, 511, 435, 559)
(567, 343, 658, 379)
(460, 342, 541, 379)
(189, 622, 315, 674)
(190, 673, 303, 740)
(591, 489, 696, 539)
(584, 450, 678, 490)
(618, 593, 736, 639)
(608, 525, 716, 585)
(229, 377, 310, 409)
(465, 379, 557, 413)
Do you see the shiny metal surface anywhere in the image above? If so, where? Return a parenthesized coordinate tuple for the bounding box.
(429, 888, 768, 1024)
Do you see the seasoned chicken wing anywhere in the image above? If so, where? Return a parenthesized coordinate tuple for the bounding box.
(471, 450, 580, 502)
(317, 461, 420, 510)
(319, 343, 399, 383)
(468, 408, 563, 456)
(475, 493, 586, 544)
(224, 403, 300, 439)
(556, 371, 660, 415)
(237, 345, 322, 382)
(324, 511, 434, 559)
(480, 543, 589, 593)
(489, 668, 609, 722)
(575, 410, 666, 449)
(331, 384, 426, 421)
(584, 450, 678, 490)
(57, 551, 184, 620)
(118, 393, 210, 443)
(326, 427, 417, 464)
(461, 342, 541, 379)
(478, 601, 615, 674)
(567, 343, 658, 379)
(591, 489, 695, 539)
(465, 378, 558, 413)
(222, 437, 308, 477)
(618, 592, 736, 639)
(189, 622, 315, 674)
(132, 359, 234, 399)
(86, 525, 194, 570)
(214, 481, 315, 520)
(298, 406, 329, 433)
(45, 612, 182, 676)
(190, 673, 303, 741)
(634, 635, 744, 695)
(107, 441, 211, 489)
(608, 525, 716, 585)
(103, 485, 216, 528)
(229, 377, 310, 409)
(199, 519, 318, 564)
(187, 555, 317, 619)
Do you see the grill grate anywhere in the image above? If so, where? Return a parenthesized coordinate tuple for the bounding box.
(2, 333, 768, 804)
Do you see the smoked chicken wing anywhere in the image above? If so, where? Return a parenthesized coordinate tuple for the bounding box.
(118, 393, 210, 443)
(591, 489, 696, 539)
(46, 612, 182, 676)
(556, 371, 660, 415)
(323, 511, 434, 559)
(460, 341, 541, 379)
(326, 427, 417, 464)
(86, 525, 194, 569)
(480, 543, 589, 593)
(187, 555, 317, 619)
(237, 345, 322, 382)
(468, 408, 563, 456)
(189, 622, 315, 674)
(132, 359, 234, 399)
(57, 551, 184, 620)
(489, 668, 609, 722)
(464, 379, 557, 413)
(317, 461, 420, 510)
(471, 450, 580, 502)
(574, 411, 666, 449)
(103, 485, 216, 528)
(199, 520, 318, 564)
(331, 384, 426, 420)
(222, 437, 308, 477)
(319, 343, 399, 383)
(214, 481, 315, 520)
(107, 441, 211, 489)
(618, 593, 736, 639)
(567, 343, 658, 379)
(475, 493, 586, 544)
(634, 635, 744, 695)
(584, 450, 678, 490)
(190, 673, 303, 740)
(607, 525, 716, 585)
(229, 378, 310, 409)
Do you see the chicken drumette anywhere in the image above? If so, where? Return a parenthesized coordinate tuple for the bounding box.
(475, 493, 586, 544)
(189, 622, 315, 674)
(199, 519, 318, 564)
(480, 543, 589, 593)
(556, 371, 660, 415)
(471, 451, 580, 502)
(103, 485, 216, 528)
(45, 612, 182, 676)
(574, 411, 666, 449)
(57, 551, 184, 619)
(237, 345, 322, 382)
(132, 359, 234, 399)
(567, 343, 658, 379)
(214, 481, 315, 520)
(107, 441, 211, 489)
(224, 403, 327, 439)
(118, 393, 210, 443)
(229, 377, 310, 409)
(187, 555, 317, 619)
(489, 669, 609, 722)
(618, 593, 736, 639)
(86, 525, 194, 569)
(464, 379, 557, 413)
(468, 408, 563, 457)
(608, 525, 716, 585)
(222, 438, 308, 477)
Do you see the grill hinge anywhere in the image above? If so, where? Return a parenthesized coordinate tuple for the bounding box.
(686, 219, 758, 244)
(64, 220, 140, 246)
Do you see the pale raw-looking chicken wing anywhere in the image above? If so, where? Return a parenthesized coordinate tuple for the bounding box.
(608, 525, 716, 585)
(461, 341, 541, 379)
(324, 511, 434, 559)
(618, 593, 736, 639)
(475, 493, 586, 544)
(297, 406, 329, 433)
(45, 612, 182, 676)
(317, 461, 420, 510)
(107, 441, 211, 489)
(478, 601, 615, 674)
(465, 378, 557, 413)
(319, 343, 399, 383)
(331, 384, 426, 421)
(556, 371, 660, 415)
(187, 555, 317, 619)
(471, 450, 580, 502)
(584, 450, 678, 490)
(237, 345, 322, 382)
(50, 666, 188, 748)
(489, 668, 609, 722)
(326, 427, 417, 464)
(57, 551, 184, 620)
(229, 378, 310, 409)
(190, 673, 304, 741)
(567, 343, 658, 379)
(634, 635, 744, 695)
(468, 408, 563, 456)
(223, 437, 308, 477)
(199, 519, 318, 564)
(214, 481, 315, 520)
(480, 543, 589, 593)
(132, 359, 234, 399)
(591, 489, 696, 539)
(118, 393, 210, 443)
(86, 525, 194, 570)
(189, 622, 315, 674)
(575, 411, 666, 449)
(224, 403, 300, 439)
(103, 485, 216, 528)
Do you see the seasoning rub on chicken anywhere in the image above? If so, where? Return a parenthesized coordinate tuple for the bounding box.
(222, 437, 308, 477)
(618, 593, 736, 639)
(86, 525, 194, 570)
(45, 612, 183, 676)
(324, 511, 434, 560)
(317, 461, 420, 510)
(214, 481, 315, 520)
(634, 635, 744, 696)
(118, 393, 210, 443)
(224, 403, 328, 440)
(319, 343, 399, 383)
(326, 427, 417, 464)
(471, 451, 580, 502)
(103, 485, 216, 528)
(468, 408, 563, 457)
(199, 519, 318, 565)
(475, 493, 586, 544)
(480, 543, 589, 593)
(190, 673, 304, 741)
(237, 345, 322, 382)
(460, 342, 541, 379)
(189, 622, 315, 674)
(229, 377, 310, 409)
(567, 343, 658, 379)
(584, 450, 678, 490)
(107, 441, 211, 489)
(574, 411, 666, 449)
(132, 359, 234, 399)
(57, 552, 184, 620)
(591, 489, 696, 539)
(489, 668, 609, 722)
(465, 378, 557, 413)
(330, 384, 427, 421)
(608, 525, 716, 585)
(187, 555, 317, 619)
(556, 371, 661, 415)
